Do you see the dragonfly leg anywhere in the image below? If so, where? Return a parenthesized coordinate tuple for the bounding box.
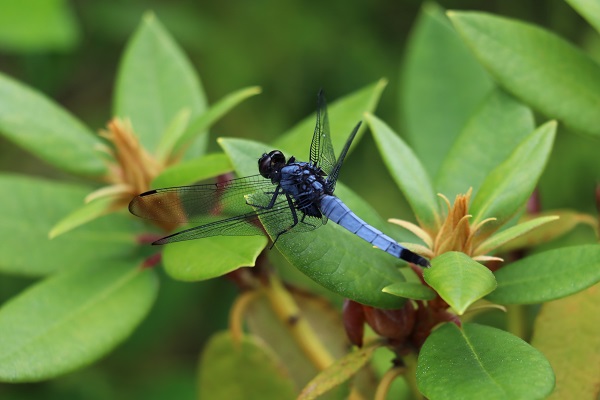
(247, 185, 282, 209)
(299, 213, 317, 229)
(270, 194, 299, 248)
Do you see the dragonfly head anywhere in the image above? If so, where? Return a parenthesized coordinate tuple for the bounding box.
(259, 150, 286, 180)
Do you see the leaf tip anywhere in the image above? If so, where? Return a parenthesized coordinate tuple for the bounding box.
(48, 228, 60, 240)
(376, 77, 389, 90)
(247, 86, 262, 95)
(142, 10, 156, 24)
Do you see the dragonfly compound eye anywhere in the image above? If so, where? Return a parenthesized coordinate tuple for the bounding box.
(259, 150, 286, 178)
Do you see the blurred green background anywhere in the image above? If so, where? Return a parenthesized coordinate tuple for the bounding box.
(0, 0, 597, 398)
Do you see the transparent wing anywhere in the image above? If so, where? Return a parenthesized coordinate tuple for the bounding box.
(128, 175, 325, 244)
(309, 90, 336, 176)
(326, 121, 362, 193)
(128, 174, 273, 223)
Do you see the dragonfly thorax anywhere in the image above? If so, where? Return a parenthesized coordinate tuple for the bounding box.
(279, 161, 328, 218)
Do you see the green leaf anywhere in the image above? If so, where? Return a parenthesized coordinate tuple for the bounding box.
(0, 260, 158, 382)
(566, 0, 600, 34)
(151, 152, 233, 188)
(0, 175, 138, 276)
(366, 113, 439, 230)
(417, 322, 555, 400)
(155, 107, 192, 162)
(0, 72, 105, 176)
(114, 13, 207, 156)
(474, 215, 559, 256)
(382, 282, 436, 301)
(48, 196, 116, 239)
(424, 252, 496, 315)
(161, 236, 267, 281)
(496, 210, 597, 253)
(0, 0, 79, 52)
(436, 89, 534, 200)
(470, 121, 556, 230)
(448, 11, 600, 138)
(198, 331, 296, 400)
(400, 3, 494, 176)
(485, 245, 600, 304)
(274, 79, 387, 158)
(298, 341, 381, 400)
(170, 86, 262, 157)
(250, 183, 409, 309)
(531, 285, 600, 400)
(219, 137, 268, 177)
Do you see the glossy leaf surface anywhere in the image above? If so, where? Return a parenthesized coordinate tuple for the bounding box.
(424, 252, 496, 315)
(0, 72, 105, 176)
(48, 196, 115, 239)
(474, 215, 559, 255)
(151, 152, 233, 188)
(436, 89, 534, 200)
(417, 322, 555, 400)
(0, 261, 158, 382)
(401, 3, 493, 176)
(114, 13, 206, 156)
(170, 86, 262, 157)
(382, 282, 436, 301)
(367, 113, 439, 230)
(566, 0, 600, 34)
(496, 210, 596, 253)
(449, 11, 600, 138)
(252, 183, 409, 309)
(0, 175, 137, 276)
(470, 121, 556, 230)
(162, 235, 267, 281)
(486, 245, 600, 304)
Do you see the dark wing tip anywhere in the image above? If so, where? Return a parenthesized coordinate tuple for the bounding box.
(128, 190, 157, 215)
(152, 233, 174, 245)
(128, 196, 139, 214)
(401, 249, 431, 268)
(317, 89, 327, 106)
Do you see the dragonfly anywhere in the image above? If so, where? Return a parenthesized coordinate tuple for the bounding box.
(129, 91, 430, 268)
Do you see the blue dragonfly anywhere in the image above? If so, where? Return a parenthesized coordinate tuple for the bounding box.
(129, 91, 430, 268)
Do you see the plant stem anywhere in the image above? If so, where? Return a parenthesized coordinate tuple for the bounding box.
(374, 366, 404, 400)
(402, 352, 423, 400)
(229, 290, 260, 345)
(264, 274, 335, 371)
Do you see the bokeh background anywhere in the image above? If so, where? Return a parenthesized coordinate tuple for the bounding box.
(0, 1, 597, 399)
